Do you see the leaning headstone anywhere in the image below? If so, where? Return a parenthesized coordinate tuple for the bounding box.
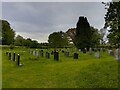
(95, 51, 100, 58)
(115, 48, 120, 60)
(74, 53, 78, 59)
(54, 51, 59, 61)
(13, 52, 16, 61)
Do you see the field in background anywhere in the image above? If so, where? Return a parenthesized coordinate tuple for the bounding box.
(2, 46, 119, 88)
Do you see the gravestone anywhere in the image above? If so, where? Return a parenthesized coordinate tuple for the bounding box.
(6, 52, 9, 56)
(36, 51, 39, 57)
(51, 50, 54, 55)
(17, 54, 22, 66)
(92, 48, 95, 51)
(13, 52, 16, 61)
(108, 49, 114, 56)
(115, 48, 120, 60)
(83, 49, 86, 53)
(62, 50, 64, 53)
(46, 52, 50, 59)
(40, 50, 44, 57)
(64, 51, 69, 57)
(98, 48, 100, 51)
(54, 51, 59, 61)
(95, 51, 100, 58)
(74, 53, 78, 59)
(8, 52, 11, 60)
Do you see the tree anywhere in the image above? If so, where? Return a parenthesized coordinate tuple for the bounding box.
(74, 16, 93, 50)
(104, 1, 120, 46)
(14, 35, 25, 46)
(90, 26, 101, 47)
(48, 31, 68, 48)
(1, 20, 15, 45)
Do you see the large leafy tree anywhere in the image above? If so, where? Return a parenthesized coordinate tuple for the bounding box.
(14, 35, 25, 46)
(1, 20, 15, 45)
(104, 1, 120, 46)
(48, 31, 68, 48)
(74, 16, 93, 50)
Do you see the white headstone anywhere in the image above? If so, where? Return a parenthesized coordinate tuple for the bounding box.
(115, 48, 120, 60)
(95, 51, 100, 58)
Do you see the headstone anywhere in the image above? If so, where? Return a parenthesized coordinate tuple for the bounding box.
(98, 48, 100, 51)
(92, 48, 95, 51)
(33, 51, 36, 56)
(51, 50, 54, 55)
(17, 54, 22, 66)
(36, 51, 39, 57)
(6, 52, 8, 56)
(8, 52, 11, 60)
(95, 51, 100, 58)
(62, 50, 64, 53)
(83, 49, 86, 53)
(64, 51, 69, 57)
(54, 51, 59, 61)
(74, 53, 78, 59)
(108, 49, 114, 56)
(40, 50, 44, 57)
(115, 48, 120, 60)
(13, 52, 16, 61)
(46, 52, 50, 59)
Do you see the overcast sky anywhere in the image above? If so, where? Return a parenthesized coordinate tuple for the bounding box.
(2, 2, 108, 43)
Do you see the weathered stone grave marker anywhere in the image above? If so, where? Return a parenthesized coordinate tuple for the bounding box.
(46, 52, 50, 59)
(54, 51, 59, 61)
(40, 50, 44, 57)
(74, 53, 78, 59)
(64, 51, 69, 57)
(115, 48, 120, 60)
(13, 52, 16, 61)
(8, 52, 11, 60)
(17, 54, 22, 66)
(95, 51, 100, 58)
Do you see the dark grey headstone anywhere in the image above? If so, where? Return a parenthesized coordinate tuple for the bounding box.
(74, 53, 78, 59)
(54, 51, 59, 61)
(13, 52, 16, 61)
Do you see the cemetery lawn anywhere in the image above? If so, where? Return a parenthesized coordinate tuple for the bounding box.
(2, 47, 119, 88)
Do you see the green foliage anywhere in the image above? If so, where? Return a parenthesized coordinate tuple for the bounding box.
(104, 2, 120, 46)
(74, 17, 94, 49)
(48, 31, 68, 48)
(90, 27, 101, 47)
(1, 20, 15, 45)
(9, 44, 14, 49)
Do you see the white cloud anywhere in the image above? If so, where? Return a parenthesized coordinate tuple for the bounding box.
(2, 0, 112, 2)
(2, 2, 108, 43)
(16, 32, 49, 43)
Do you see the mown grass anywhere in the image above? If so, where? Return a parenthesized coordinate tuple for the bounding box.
(2, 47, 119, 88)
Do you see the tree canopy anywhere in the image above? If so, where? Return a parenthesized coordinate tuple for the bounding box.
(48, 31, 68, 48)
(104, 1, 120, 46)
(74, 16, 93, 50)
(1, 20, 15, 45)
